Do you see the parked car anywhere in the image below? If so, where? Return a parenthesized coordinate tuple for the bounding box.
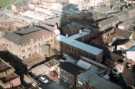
(38, 75, 50, 84)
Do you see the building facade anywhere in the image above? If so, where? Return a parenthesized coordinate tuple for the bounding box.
(0, 26, 56, 61)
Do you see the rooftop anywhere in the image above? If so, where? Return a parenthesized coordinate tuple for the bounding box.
(60, 62, 85, 75)
(57, 35, 103, 56)
(0, 73, 18, 83)
(4, 28, 54, 45)
(127, 45, 135, 51)
(98, 16, 119, 31)
(0, 63, 11, 73)
(0, 58, 13, 73)
(15, 26, 42, 35)
(0, 19, 29, 32)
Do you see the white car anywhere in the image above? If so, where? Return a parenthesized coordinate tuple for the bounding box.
(38, 75, 50, 84)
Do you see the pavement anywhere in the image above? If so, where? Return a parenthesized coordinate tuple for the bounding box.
(30, 64, 50, 76)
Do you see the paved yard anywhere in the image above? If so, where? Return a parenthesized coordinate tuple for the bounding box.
(30, 64, 50, 76)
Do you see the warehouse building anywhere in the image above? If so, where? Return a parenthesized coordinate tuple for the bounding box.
(57, 35, 103, 62)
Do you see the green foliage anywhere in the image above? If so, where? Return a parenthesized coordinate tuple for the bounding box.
(0, 0, 26, 9)
(0, 0, 13, 9)
(15, 0, 27, 5)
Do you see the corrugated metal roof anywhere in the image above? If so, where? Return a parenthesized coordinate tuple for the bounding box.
(57, 35, 103, 55)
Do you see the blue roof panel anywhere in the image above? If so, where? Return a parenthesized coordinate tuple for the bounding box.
(57, 35, 103, 55)
(127, 46, 135, 51)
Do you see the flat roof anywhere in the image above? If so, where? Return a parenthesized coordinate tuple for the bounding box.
(60, 62, 85, 75)
(5, 30, 54, 46)
(15, 26, 42, 35)
(57, 35, 103, 56)
(98, 16, 119, 31)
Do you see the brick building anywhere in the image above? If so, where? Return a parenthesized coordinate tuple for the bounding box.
(0, 26, 57, 68)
